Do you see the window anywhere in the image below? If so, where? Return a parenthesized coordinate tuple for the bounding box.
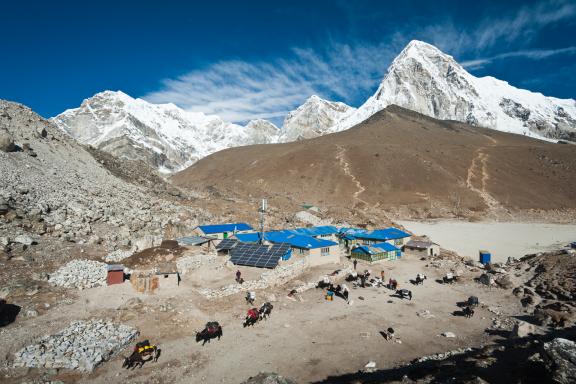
(321, 247, 330, 256)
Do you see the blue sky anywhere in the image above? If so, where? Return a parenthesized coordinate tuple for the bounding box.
(1, 0, 575, 123)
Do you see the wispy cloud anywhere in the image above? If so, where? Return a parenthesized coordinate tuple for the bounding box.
(461, 46, 576, 70)
(145, 43, 395, 123)
(145, 0, 576, 123)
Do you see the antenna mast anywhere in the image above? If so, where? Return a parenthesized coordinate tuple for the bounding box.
(260, 199, 267, 245)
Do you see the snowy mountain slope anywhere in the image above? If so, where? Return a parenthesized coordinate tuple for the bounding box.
(279, 95, 355, 142)
(334, 40, 576, 141)
(52, 91, 281, 172)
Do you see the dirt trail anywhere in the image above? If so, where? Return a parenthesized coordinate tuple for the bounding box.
(336, 145, 368, 207)
(465, 135, 509, 215)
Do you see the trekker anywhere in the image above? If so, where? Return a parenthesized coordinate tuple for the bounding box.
(236, 270, 241, 282)
(353, 259, 357, 270)
(380, 270, 385, 281)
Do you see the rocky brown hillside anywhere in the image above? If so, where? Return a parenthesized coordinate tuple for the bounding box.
(173, 106, 576, 220)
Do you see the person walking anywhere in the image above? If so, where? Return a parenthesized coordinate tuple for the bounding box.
(353, 259, 357, 270)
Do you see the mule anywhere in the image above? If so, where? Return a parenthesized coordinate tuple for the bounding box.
(463, 306, 475, 318)
(258, 302, 273, 320)
(122, 345, 160, 369)
(196, 322, 223, 345)
(244, 308, 260, 327)
(396, 289, 412, 300)
(415, 274, 427, 285)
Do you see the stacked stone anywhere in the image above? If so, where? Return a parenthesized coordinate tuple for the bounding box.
(48, 260, 107, 289)
(13, 319, 138, 372)
(104, 249, 133, 263)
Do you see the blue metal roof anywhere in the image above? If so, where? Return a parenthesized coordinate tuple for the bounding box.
(235, 232, 262, 243)
(371, 242, 401, 252)
(266, 231, 337, 249)
(198, 223, 253, 234)
(340, 227, 410, 241)
(352, 242, 400, 255)
(288, 226, 339, 237)
(235, 230, 337, 249)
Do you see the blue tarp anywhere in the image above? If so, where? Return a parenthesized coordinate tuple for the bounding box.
(235, 230, 337, 249)
(198, 223, 253, 234)
(339, 227, 410, 241)
(288, 226, 339, 237)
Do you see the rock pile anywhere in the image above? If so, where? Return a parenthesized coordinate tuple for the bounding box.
(13, 319, 138, 371)
(49, 259, 107, 289)
(542, 338, 576, 384)
(0, 100, 208, 251)
(415, 347, 473, 362)
(104, 249, 133, 263)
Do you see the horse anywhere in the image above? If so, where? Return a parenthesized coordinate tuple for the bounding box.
(122, 343, 160, 369)
(196, 322, 223, 345)
(415, 274, 427, 285)
(396, 289, 412, 300)
(258, 302, 274, 320)
(244, 308, 260, 327)
(463, 306, 475, 318)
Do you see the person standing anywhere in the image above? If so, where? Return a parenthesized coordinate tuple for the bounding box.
(380, 270, 385, 281)
(236, 270, 241, 282)
(353, 259, 357, 270)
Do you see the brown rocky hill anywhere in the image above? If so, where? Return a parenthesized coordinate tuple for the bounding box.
(172, 106, 576, 219)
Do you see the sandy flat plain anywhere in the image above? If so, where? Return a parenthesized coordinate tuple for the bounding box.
(398, 220, 576, 263)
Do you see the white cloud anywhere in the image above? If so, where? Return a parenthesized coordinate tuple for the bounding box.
(145, 43, 395, 123)
(461, 47, 576, 70)
(145, 1, 576, 124)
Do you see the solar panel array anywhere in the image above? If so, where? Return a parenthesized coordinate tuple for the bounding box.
(230, 243, 290, 269)
(216, 238, 238, 251)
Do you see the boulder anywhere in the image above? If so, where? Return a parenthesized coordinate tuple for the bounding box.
(0, 198, 10, 215)
(478, 273, 494, 286)
(14, 235, 34, 246)
(496, 274, 514, 289)
(510, 321, 537, 338)
(0, 129, 16, 152)
(541, 338, 576, 384)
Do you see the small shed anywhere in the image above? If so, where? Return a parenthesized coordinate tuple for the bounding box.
(156, 271, 180, 288)
(479, 250, 491, 265)
(404, 240, 440, 257)
(107, 264, 125, 285)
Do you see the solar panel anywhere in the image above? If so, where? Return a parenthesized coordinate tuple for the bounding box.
(230, 243, 281, 269)
(216, 238, 238, 251)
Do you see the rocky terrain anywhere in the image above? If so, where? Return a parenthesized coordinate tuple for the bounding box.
(173, 105, 576, 220)
(0, 100, 207, 250)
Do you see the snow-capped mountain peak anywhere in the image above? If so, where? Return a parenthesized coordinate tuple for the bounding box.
(52, 91, 280, 173)
(335, 40, 576, 141)
(279, 95, 355, 142)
